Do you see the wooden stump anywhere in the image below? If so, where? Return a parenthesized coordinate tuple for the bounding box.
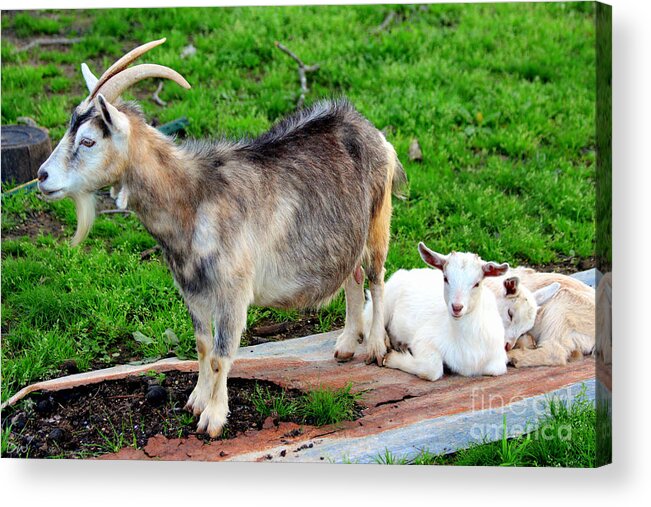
(1, 125, 52, 184)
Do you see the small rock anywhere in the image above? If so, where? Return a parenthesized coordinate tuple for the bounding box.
(35, 397, 54, 414)
(48, 428, 65, 442)
(60, 359, 79, 375)
(180, 44, 196, 59)
(10, 413, 27, 431)
(262, 416, 275, 430)
(22, 435, 40, 448)
(219, 450, 228, 457)
(408, 139, 423, 162)
(280, 449, 286, 457)
(145, 385, 168, 406)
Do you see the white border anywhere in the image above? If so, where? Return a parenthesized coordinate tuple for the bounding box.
(2, 0, 650, 505)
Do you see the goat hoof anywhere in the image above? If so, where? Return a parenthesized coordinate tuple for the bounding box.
(365, 354, 385, 367)
(334, 350, 354, 362)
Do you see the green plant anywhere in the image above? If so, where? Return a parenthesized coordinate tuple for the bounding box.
(299, 383, 360, 427)
(140, 370, 167, 384)
(250, 384, 299, 419)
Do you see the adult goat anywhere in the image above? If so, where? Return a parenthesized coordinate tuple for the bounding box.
(37, 39, 406, 436)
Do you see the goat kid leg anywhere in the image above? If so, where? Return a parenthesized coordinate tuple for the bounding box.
(197, 299, 248, 438)
(383, 336, 444, 381)
(334, 268, 365, 362)
(508, 341, 569, 367)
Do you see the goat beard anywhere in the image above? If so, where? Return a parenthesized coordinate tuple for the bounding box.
(71, 192, 96, 247)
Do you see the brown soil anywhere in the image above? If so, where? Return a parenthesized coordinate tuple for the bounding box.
(1, 371, 310, 459)
(2, 209, 66, 241)
(518, 255, 596, 276)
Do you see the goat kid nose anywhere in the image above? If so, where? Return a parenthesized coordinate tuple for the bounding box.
(452, 303, 464, 313)
(38, 169, 49, 183)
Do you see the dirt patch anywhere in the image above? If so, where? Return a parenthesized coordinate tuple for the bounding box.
(523, 255, 596, 276)
(2, 208, 66, 241)
(1, 371, 312, 459)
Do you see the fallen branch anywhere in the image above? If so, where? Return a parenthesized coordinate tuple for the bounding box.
(152, 81, 167, 107)
(371, 11, 397, 34)
(18, 37, 81, 52)
(275, 41, 320, 109)
(99, 209, 133, 215)
(140, 244, 162, 260)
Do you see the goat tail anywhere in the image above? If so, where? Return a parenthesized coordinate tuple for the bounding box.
(383, 138, 408, 199)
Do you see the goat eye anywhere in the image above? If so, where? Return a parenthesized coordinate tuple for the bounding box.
(474, 282, 480, 288)
(443, 276, 448, 284)
(80, 138, 95, 148)
(508, 309, 514, 321)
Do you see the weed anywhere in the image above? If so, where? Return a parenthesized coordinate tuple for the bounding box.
(250, 384, 299, 419)
(299, 383, 361, 427)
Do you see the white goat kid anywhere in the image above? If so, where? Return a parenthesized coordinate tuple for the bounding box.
(501, 268, 595, 367)
(484, 276, 561, 351)
(376, 243, 510, 381)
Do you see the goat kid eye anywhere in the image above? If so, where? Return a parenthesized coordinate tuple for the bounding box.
(508, 309, 514, 320)
(443, 276, 449, 284)
(474, 282, 480, 288)
(80, 138, 96, 148)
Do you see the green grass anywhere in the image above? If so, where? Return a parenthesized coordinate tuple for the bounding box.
(250, 382, 360, 427)
(374, 386, 597, 467)
(1, 4, 596, 402)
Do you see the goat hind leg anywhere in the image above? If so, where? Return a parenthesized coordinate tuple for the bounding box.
(334, 269, 365, 362)
(364, 179, 392, 366)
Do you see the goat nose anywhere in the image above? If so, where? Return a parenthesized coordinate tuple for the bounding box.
(38, 169, 49, 183)
(452, 303, 464, 313)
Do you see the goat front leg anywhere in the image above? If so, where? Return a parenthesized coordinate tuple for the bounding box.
(508, 341, 569, 368)
(334, 268, 365, 362)
(196, 295, 249, 438)
(184, 304, 214, 416)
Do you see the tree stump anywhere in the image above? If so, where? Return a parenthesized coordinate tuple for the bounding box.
(1, 125, 52, 184)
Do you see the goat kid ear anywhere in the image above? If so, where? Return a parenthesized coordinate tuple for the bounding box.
(95, 94, 129, 134)
(418, 242, 447, 271)
(503, 276, 520, 296)
(482, 261, 509, 278)
(81, 63, 99, 93)
(533, 282, 560, 306)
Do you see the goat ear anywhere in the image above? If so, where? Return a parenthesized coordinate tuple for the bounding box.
(483, 261, 509, 278)
(418, 242, 447, 270)
(503, 276, 519, 296)
(95, 94, 129, 133)
(533, 282, 560, 306)
(81, 63, 99, 93)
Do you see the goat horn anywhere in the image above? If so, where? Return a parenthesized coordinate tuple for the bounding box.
(95, 63, 191, 103)
(89, 38, 167, 99)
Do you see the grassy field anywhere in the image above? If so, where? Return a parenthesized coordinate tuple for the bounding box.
(1, 3, 596, 407)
